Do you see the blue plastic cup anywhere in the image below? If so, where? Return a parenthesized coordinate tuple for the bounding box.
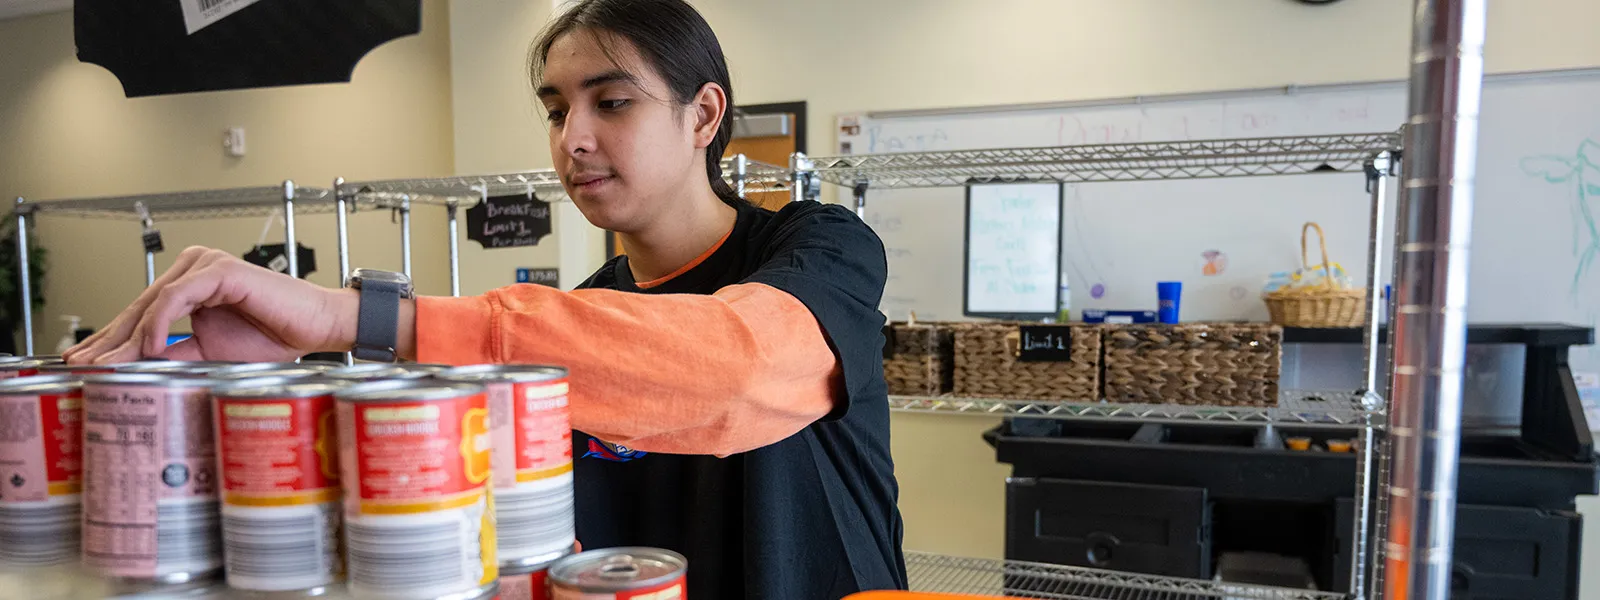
(1157, 281, 1182, 324)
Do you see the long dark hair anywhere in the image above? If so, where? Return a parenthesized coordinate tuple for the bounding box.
(530, 0, 743, 207)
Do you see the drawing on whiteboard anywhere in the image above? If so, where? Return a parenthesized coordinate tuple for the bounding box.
(1200, 250, 1229, 276)
(1521, 139, 1600, 295)
(1061, 184, 1108, 305)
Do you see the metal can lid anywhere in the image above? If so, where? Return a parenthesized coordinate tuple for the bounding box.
(437, 364, 569, 384)
(213, 361, 343, 381)
(324, 363, 435, 381)
(115, 361, 237, 375)
(84, 372, 219, 388)
(0, 356, 65, 370)
(549, 547, 687, 592)
(36, 363, 118, 375)
(335, 378, 484, 402)
(500, 547, 575, 576)
(0, 374, 82, 395)
(212, 376, 352, 399)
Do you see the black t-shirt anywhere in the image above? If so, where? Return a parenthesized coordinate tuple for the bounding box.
(572, 200, 907, 599)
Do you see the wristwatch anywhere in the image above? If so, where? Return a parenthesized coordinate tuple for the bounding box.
(348, 269, 414, 362)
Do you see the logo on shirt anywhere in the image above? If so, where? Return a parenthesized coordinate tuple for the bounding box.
(583, 437, 648, 462)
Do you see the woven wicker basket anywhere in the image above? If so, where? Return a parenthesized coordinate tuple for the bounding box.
(953, 322, 1101, 401)
(1102, 323, 1282, 407)
(1263, 222, 1367, 328)
(883, 322, 955, 396)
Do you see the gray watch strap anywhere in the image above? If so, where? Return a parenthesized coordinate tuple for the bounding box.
(353, 279, 403, 362)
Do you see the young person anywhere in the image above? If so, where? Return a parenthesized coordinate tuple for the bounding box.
(64, 0, 906, 597)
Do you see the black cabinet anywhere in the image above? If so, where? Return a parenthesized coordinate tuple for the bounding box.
(1333, 500, 1583, 600)
(1006, 478, 1212, 578)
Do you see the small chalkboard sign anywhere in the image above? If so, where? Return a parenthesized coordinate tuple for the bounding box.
(1017, 325, 1073, 362)
(467, 192, 552, 249)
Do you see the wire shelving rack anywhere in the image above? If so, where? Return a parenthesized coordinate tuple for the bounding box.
(905, 552, 1350, 600)
(791, 132, 1403, 600)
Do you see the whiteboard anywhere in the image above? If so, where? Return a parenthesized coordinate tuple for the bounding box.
(838, 70, 1600, 373)
(964, 182, 1063, 319)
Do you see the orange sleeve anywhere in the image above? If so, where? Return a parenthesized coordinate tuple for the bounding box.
(415, 283, 843, 457)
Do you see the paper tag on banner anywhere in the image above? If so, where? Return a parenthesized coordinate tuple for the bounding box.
(177, 0, 268, 34)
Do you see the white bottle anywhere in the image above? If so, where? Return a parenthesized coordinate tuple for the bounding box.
(56, 315, 82, 355)
(1057, 271, 1072, 322)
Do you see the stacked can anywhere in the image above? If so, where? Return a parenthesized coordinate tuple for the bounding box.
(212, 376, 353, 594)
(0, 356, 65, 379)
(336, 379, 498, 600)
(548, 548, 686, 600)
(436, 365, 574, 571)
(0, 375, 85, 566)
(80, 373, 224, 589)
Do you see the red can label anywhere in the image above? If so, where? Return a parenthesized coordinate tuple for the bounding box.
(489, 378, 574, 562)
(0, 391, 82, 502)
(218, 395, 339, 505)
(498, 568, 551, 600)
(552, 577, 684, 600)
(81, 384, 220, 578)
(339, 393, 498, 599)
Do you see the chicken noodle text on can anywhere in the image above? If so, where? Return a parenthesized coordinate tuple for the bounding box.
(213, 376, 353, 593)
(337, 380, 498, 600)
(496, 549, 570, 600)
(114, 361, 238, 376)
(0, 375, 85, 565)
(212, 361, 345, 381)
(80, 374, 222, 582)
(324, 363, 443, 382)
(437, 365, 573, 566)
(548, 548, 686, 600)
(0, 357, 66, 378)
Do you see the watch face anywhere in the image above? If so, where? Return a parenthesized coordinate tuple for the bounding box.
(350, 269, 415, 296)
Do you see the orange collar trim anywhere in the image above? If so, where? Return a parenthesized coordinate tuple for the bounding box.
(635, 227, 734, 289)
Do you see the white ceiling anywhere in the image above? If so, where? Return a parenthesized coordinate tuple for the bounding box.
(0, 0, 71, 21)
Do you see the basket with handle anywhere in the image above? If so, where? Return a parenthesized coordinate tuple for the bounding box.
(1263, 222, 1367, 328)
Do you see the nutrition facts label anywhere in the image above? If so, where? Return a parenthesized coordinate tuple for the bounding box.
(82, 385, 217, 577)
(82, 392, 160, 575)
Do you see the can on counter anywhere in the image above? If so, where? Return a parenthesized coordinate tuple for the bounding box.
(114, 361, 237, 376)
(80, 374, 223, 586)
(0, 356, 66, 378)
(436, 365, 573, 568)
(212, 361, 345, 381)
(496, 549, 571, 600)
(36, 363, 119, 376)
(0, 375, 85, 565)
(324, 363, 443, 382)
(212, 376, 353, 593)
(548, 548, 686, 600)
(336, 379, 497, 600)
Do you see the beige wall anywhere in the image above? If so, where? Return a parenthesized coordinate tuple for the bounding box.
(0, 1, 457, 351)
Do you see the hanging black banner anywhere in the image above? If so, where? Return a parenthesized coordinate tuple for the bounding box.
(243, 243, 316, 279)
(75, 0, 421, 97)
(466, 192, 553, 249)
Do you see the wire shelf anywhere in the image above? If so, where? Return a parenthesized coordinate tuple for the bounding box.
(348, 157, 791, 203)
(18, 186, 334, 221)
(889, 389, 1382, 428)
(907, 552, 1350, 600)
(805, 133, 1401, 189)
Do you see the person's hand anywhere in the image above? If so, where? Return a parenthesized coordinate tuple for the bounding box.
(63, 246, 359, 365)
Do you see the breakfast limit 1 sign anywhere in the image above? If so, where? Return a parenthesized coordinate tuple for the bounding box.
(467, 192, 552, 249)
